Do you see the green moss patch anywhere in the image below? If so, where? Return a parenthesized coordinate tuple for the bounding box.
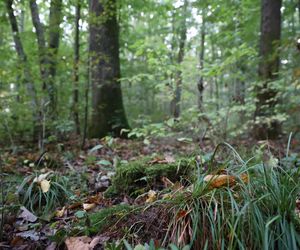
(87, 204, 132, 234)
(105, 157, 195, 197)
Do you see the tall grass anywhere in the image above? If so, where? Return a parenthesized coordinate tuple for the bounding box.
(166, 144, 300, 250)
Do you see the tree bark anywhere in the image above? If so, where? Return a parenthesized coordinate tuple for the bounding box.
(5, 0, 42, 144)
(298, 0, 300, 24)
(29, 0, 48, 89)
(170, 0, 188, 118)
(254, 0, 282, 139)
(29, 0, 62, 117)
(47, 0, 63, 115)
(72, 0, 81, 135)
(197, 11, 206, 110)
(89, 0, 129, 138)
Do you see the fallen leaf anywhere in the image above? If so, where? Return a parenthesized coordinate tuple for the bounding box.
(18, 206, 37, 223)
(204, 174, 248, 188)
(68, 202, 82, 210)
(40, 179, 51, 193)
(55, 206, 66, 218)
(83, 203, 96, 211)
(75, 210, 86, 219)
(16, 230, 43, 241)
(33, 172, 52, 183)
(165, 155, 175, 163)
(10, 236, 24, 247)
(89, 236, 110, 249)
(85, 194, 102, 205)
(145, 190, 157, 203)
(204, 175, 235, 188)
(65, 236, 91, 250)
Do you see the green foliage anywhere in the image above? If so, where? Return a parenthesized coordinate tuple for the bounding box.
(17, 172, 72, 218)
(0, 0, 299, 141)
(122, 239, 190, 250)
(85, 205, 132, 235)
(166, 146, 300, 249)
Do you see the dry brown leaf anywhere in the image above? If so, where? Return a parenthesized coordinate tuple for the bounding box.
(68, 202, 82, 210)
(10, 236, 24, 247)
(83, 203, 96, 211)
(65, 236, 91, 250)
(204, 174, 235, 188)
(40, 179, 51, 193)
(204, 174, 249, 188)
(85, 194, 102, 205)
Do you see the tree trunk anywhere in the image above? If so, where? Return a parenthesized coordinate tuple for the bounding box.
(29, 0, 62, 117)
(47, 0, 63, 115)
(197, 11, 205, 110)
(170, 0, 188, 118)
(299, 0, 300, 24)
(29, 0, 48, 90)
(254, 0, 282, 139)
(72, 0, 81, 135)
(89, 0, 129, 138)
(5, 0, 42, 144)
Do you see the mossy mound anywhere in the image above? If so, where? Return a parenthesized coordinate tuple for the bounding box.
(87, 204, 132, 234)
(105, 157, 195, 197)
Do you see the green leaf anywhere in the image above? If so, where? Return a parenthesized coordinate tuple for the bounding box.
(177, 137, 193, 142)
(96, 160, 112, 166)
(123, 240, 133, 250)
(75, 210, 86, 219)
(89, 144, 103, 154)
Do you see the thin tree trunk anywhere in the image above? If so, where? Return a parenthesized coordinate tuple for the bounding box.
(81, 53, 90, 149)
(197, 11, 205, 110)
(210, 36, 219, 110)
(29, 0, 48, 90)
(73, 0, 81, 135)
(254, 0, 282, 139)
(47, 0, 63, 116)
(298, 0, 300, 23)
(171, 0, 188, 118)
(89, 0, 129, 138)
(5, 0, 42, 144)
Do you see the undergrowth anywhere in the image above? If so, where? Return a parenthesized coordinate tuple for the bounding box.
(163, 143, 300, 249)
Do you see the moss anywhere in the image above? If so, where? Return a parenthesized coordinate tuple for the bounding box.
(104, 157, 194, 198)
(87, 204, 132, 234)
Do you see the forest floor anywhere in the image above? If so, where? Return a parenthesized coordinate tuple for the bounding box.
(0, 136, 299, 249)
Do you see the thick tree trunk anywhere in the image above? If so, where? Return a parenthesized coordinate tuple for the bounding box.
(89, 0, 129, 138)
(170, 0, 188, 118)
(197, 12, 205, 110)
(72, 0, 81, 135)
(254, 0, 282, 139)
(5, 0, 42, 144)
(47, 0, 63, 115)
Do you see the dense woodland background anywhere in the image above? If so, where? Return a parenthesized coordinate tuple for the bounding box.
(1, 0, 299, 148)
(2, 1, 300, 249)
